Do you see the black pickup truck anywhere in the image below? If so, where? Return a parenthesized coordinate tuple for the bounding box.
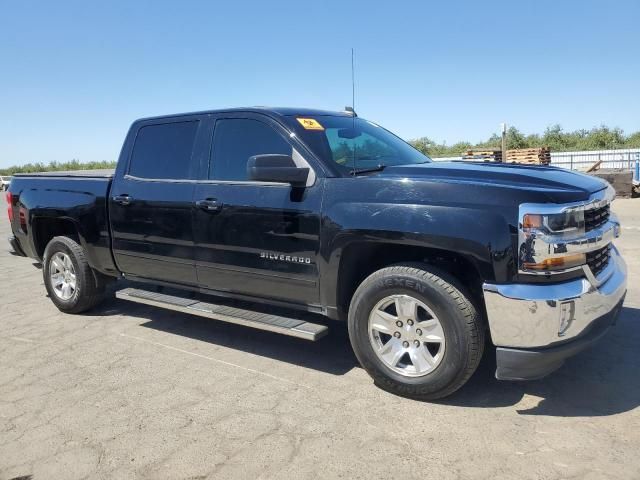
(6, 107, 627, 399)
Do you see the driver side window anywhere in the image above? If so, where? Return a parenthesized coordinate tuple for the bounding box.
(209, 118, 292, 181)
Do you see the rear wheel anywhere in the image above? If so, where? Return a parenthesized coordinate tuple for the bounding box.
(43, 236, 109, 313)
(348, 264, 484, 400)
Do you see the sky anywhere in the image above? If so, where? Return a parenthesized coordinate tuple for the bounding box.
(1, 0, 639, 168)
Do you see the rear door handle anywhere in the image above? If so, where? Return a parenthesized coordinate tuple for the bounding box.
(196, 198, 223, 212)
(113, 194, 132, 206)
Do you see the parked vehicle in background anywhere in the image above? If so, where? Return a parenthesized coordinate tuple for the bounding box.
(0, 175, 12, 191)
(5, 107, 628, 400)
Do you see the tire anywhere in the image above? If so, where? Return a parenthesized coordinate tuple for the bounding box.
(348, 263, 484, 400)
(43, 236, 108, 313)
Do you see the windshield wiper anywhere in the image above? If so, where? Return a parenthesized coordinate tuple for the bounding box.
(350, 164, 387, 175)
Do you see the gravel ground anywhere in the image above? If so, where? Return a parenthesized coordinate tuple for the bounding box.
(1, 199, 639, 480)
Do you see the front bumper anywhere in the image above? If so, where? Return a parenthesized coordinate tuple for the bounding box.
(483, 245, 627, 380)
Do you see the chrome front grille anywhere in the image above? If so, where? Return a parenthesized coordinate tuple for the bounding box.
(584, 204, 610, 232)
(586, 244, 611, 277)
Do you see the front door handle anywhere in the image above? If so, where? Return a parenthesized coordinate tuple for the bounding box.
(113, 194, 132, 206)
(196, 198, 223, 212)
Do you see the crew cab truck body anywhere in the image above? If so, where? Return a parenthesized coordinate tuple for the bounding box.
(6, 108, 627, 399)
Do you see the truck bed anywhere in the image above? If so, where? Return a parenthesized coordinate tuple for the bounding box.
(8, 172, 116, 275)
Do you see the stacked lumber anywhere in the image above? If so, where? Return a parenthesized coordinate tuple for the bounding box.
(463, 149, 502, 162)
(589, 169, 633, 198)
(505, 147, 551, 165)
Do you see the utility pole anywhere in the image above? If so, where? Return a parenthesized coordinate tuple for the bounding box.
(500, 122, 507, 163)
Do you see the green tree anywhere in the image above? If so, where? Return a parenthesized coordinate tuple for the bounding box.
(625, 131, 640, 148)
(505, 127, 528, 149)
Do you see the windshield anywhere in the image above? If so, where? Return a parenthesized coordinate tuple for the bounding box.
(287, 116, 431, 173)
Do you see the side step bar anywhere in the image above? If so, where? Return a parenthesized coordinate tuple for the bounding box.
(115, 287, 329, 341)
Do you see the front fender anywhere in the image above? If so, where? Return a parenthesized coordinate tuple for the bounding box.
(319, 201, 515, 311)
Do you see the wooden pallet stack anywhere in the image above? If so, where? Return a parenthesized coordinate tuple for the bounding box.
(505, 147, 551, 165)
(462, 149, 502, 162)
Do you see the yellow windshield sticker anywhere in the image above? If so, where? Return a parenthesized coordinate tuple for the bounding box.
(296, 118, 324, 131)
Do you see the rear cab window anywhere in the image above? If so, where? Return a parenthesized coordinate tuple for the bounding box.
(128, 121, 199, 179)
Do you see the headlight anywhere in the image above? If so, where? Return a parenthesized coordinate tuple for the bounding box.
(519, 208, 587, 273)
(522, 210, 585, 235)
(518, 188, 615, 275)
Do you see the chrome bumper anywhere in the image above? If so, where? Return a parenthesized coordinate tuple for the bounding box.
(483, 245, 627, 349)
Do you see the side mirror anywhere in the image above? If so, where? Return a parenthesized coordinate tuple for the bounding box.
(247, 154, 309, 186)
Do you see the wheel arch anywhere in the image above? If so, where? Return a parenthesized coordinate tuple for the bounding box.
(325, 237, 489, 321)
(32, 216, 82, 260)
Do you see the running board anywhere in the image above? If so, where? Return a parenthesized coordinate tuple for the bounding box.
(115, 287, 329, 341)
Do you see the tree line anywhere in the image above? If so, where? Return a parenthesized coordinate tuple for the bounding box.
(411, 125, 640, 158)
(0, 159, 116, 176)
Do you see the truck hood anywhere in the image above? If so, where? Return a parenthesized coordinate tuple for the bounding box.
(381, 161, 607, 204)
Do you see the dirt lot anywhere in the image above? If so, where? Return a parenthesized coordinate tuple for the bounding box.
(1, 200, 639, 480)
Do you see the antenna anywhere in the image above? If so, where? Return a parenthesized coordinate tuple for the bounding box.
(351, 48, 355, 115)
(350, 48, 356, 175)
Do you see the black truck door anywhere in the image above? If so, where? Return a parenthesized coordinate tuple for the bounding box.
(193, 113, 323, 305)
(109, 116, 207, 286)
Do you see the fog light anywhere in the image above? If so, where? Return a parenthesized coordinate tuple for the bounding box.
(558, 301, 575, 336)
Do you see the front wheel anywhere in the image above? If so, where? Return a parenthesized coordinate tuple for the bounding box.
(348, 264, 484, 400)
(43, 236, 109, 313)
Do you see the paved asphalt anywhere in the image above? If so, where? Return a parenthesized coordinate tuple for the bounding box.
(1, 199, 639, 480)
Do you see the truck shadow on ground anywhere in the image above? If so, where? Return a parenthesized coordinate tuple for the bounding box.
(92, 292, 639, 417)
(93, 289, 358, 377)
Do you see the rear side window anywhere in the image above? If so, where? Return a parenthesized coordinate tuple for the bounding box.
(210, 118, 292, 181)
(129, 121, 199, 179)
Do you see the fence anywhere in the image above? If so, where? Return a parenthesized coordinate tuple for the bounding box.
(432, 148, 640, 180)
(549, 149, 640, 172)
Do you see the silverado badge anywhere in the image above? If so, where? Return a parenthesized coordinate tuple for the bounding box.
(260, 252, 312, 264)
